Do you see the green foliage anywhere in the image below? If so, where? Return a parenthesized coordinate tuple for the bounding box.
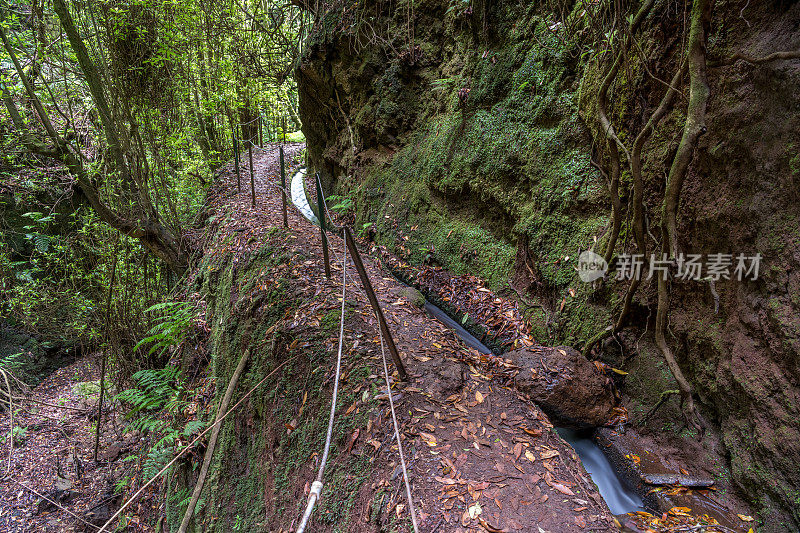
(0, 426, 28, 447)
(285, 130, 306, 143)
(0, 203, 109, 343)
(135, 301, 198, 359)
(326, 194, 354, 214)
(345, 9, 607, 297)
(357, 222, 374, 238)
(116, 366, 183, 420)
(0, 351, 24, 372)
(116, 365, 207, 484)
(445, 0, 471, 17)
(1, 0, 303, 367)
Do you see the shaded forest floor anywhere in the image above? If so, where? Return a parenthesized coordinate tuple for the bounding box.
(0, 356, 157, 532)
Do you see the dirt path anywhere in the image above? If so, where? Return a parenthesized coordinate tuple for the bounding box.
(194, 144, 619, 532)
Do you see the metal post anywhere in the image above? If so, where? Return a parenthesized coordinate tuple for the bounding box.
(280, 146, 288, 228)
(248, 138, 255, 207)
(266, 107, 271, 143)
(258, 112, 263, 147)
(233, 130, 241, 193)
(316, 172, 331, 279)
(344, 227, 408, 381)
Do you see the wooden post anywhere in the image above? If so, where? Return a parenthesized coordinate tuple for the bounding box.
(280, 146, 288, 228)
(316, 172, 331, 279)
(344, 227, 408, 381)
(282, 116, 286, 143)
(248, 138, 255, 207)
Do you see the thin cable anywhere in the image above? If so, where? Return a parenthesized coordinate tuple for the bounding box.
(236, 116, 262, 127)
(96, 355, 295, 533)
(296, 240, 348, 533)
(375, 314, 419, 533)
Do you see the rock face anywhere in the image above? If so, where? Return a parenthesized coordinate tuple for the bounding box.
(297, 1, 800, 526)
(0, 324, 75, 387)
(507, 346, 616, 429)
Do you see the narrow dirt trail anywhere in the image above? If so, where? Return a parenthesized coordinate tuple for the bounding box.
(196, 144, 618, 532)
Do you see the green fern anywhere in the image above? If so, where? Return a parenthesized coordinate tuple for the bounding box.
(115, 364, 207, 484)
(0, 351, 24, 371)
(135, 301, 197, 358)
(116, 366, 182, 415)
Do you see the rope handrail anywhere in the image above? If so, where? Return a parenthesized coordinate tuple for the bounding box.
(296, 231, 348, 533)
(375, 302, 420, 532)
(292, 173, 418, 532)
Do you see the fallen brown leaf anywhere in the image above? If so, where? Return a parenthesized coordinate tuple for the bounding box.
(552, 483, 575, 496)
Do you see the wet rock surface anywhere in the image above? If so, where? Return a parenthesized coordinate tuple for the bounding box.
(299, 1, 800, 524)
(507, 345, 616, 429)
(595, 427, 757, 532)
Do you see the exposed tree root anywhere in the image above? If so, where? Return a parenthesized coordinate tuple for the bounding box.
(583, 2, 710, 437)
(638, 389, 680, 427)
(663, 0, 712, 259)
(653, 0, 712, 433)
(596, 0, 655, 263)
(710, 49, 800, 67)
(631, 59, 688, 257)
(585, 59, 690, 359)
(655, 276, 703, 433)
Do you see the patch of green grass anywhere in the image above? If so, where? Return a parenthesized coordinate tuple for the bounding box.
(72, 380, 104, 398)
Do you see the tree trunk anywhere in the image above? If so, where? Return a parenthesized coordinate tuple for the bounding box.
(2, 0, 190, 274)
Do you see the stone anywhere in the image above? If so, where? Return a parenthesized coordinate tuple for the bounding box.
(507, 345, 616, 429)
(398, 286, 426, 308)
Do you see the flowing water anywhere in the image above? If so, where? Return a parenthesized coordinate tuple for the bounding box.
(556, 428, 644, 515)
(422, 294, 644, 515)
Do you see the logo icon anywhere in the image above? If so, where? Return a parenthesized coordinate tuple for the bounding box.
(577, 250, 608, 282)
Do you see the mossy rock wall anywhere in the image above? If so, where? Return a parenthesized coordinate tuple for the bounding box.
(297, 0, 800, 527)
(166, 227, 377, 532)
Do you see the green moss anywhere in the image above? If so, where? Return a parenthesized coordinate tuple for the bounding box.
(319, 308, 353, 332)
(72, 380, 102, 398)
(343, 17, 607, 299)
(167, 224, 381, 532)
